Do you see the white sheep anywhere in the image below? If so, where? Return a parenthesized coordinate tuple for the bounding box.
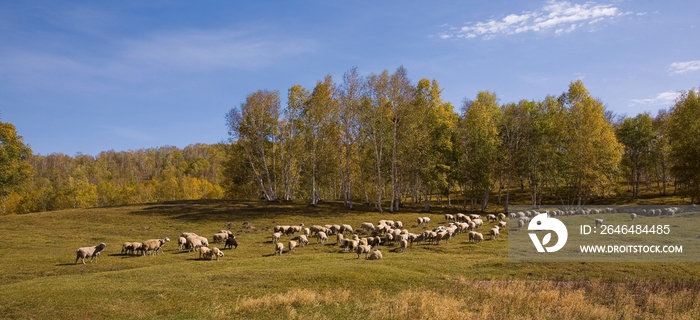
(316, 231, 328, 244)
(298, 235, 309, 247)
(142, 237, 170, 256)
(272, 232, 282, 244)
(489, 227, 500, 240)
(199, 246, 212, 259)
(288, 240, 297, 253)
(75, 243, 106, 265)
(399, 239, 408, 253)
(473, 232, 484, 243)
(336, 233, 345, 245)
(445, 214, 454, 222)
(211, 247, 224, 261)
(630, 213, 637, 221)
(213, 233, 229, 243)
(356, 244, 372, 259)
(275, 242, 284, 256)
(368, 249, 383, 260)
(177, 237, 187, 251)
(186, 236, 203, 252)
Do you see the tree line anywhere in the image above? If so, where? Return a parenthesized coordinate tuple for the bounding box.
(225, 67, 700, 212)
(0, 67, 698, 214)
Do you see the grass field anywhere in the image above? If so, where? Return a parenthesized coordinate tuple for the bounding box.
(1, 199, 700, 319)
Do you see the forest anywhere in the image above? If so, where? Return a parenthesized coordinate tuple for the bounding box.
(1, 66, 699, 215)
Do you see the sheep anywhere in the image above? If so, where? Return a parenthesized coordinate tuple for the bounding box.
(356, 244, 372, 259)
(518, 219, 526, 231)
(197, 236, 209, 248)
(316, 231, 328, 244)
(298, 234, 309, 247)
(224, 235, 238, 250)
(486, 214, 497, 222)
(445, 214, 454, 222)
(473, 232, 484, 243)
(498, 213, 507, 221)
(336, 233, 345, 245)
(489, 227, 500, 240)
(472, 218, 484, 229)
(395, 221, 404, 229)
(361, 222, 375, 233)
(422, 217, 431, 226)
(399, 239, 408, 253)
(142, 237, 170, 256)
(275, 242, 284, 256)
(121, 242, 133, 255)
(630, 213, 637, 221)
(213, 233, 229, 243)
(211, 247, 224, 261)
(199, 247, 212, 259)
(595, 218, 604, 228)
(341, 224, 354, 234)
(368, 249, 383, 260)
(345, 239, 359, 253)
(301, 227, 311, 236)
(132, 242, 144, 256)
(186, 236, 204, 252)
(288, 240, 297, 253)
(177, 237, 187, 251)
(272, 232, 282, 244)
(417, 217, 424, 227)
(75, 243, 106, 265)
(497, 221, 507, 229)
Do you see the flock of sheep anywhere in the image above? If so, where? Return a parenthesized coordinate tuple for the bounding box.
(509, 206, 684, 231)
(268, 212, 508, 260)
(74, 212, 509, 265)
(75, 206, 688, 265)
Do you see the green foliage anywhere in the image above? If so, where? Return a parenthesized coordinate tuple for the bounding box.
(616, 113, 655, 198)
(668, 89, 700, 202)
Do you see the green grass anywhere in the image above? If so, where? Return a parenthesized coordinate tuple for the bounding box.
(1, 200, 699, 319)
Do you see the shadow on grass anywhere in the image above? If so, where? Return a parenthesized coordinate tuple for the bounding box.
(130, 199, 364, 223)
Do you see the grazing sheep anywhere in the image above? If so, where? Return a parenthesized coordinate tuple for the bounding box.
(486, 214, 497, 222)
(199, 247, 212, 259)
(224, 235, 238, 250)
(630, 213, 637, 221)
(142, 237, 170, 256)
(211, 247, 224, 261)
(121, 242, 134, 255)
(497, 221, 507, 229)
(75, 243, 106, 265)
(489, 227, 500, 240)
(417, 217, 424, 227)
(518, 219, 526, 231)
(399, 239, 408, 253)
(336, 233, 345, 245)
(275, 242, 284, 256)
(213, 233, 229, 243)
(356, 244, 372, 259)
(395, 221, 404, 229)
(298, 235, 309, 247)
(272, 232, 282, 244)
(345, 240, 359, 253)
(186, 236, 204, 252)
(445, 214, 454, 222)
(368, 249, 383, 260)
(288, 240, 297, 253)
(177, 237, 187, 251)
(595, 218, 604, 228)
(316, 231, 328, 244)
(473, 232, 484, 243)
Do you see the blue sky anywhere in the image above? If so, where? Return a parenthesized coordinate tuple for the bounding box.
(1, 0, 698, 156)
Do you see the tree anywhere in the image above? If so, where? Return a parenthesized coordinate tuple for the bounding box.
(616, 113, 655, 199)
(459, 91, 502, 211)
(0, 120, 33, 214)
(668, 89, 700, 203)
(301, 75, 340, 205)
(226, 90, 281, 201)
(560, 80, 623, 205)
(338, 67, 363, 209)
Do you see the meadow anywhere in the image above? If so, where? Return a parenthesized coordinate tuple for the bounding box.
(1, 199, 700, 319)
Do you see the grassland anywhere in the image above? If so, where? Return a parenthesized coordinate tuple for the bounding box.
(1, 199, 700, 319)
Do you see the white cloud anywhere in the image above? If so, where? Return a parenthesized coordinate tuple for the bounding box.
(439, 0, 632, 40)
(668, 60, 700, 75)
(629, 90, 678, 107)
